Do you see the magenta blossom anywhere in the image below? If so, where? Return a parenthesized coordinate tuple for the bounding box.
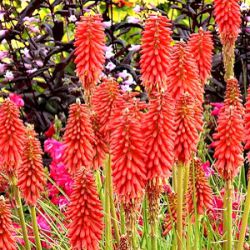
(202, 161, 214, 178)
(44, 139, 65, 161)
(37, 214, 51, 232)
(9, 93, 24, 107)
(211, 102, 224, 116)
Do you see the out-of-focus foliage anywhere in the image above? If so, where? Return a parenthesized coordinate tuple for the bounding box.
(0, 0, 250, 134)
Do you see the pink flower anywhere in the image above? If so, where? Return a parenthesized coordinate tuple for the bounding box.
(211, 102, 224, 116)
(9, 93, 24, 107)
(202, 161, 214, 178)
(58, 196, 69, 210)
(44, 139, 65, 161)
(37, 214, 51, 232)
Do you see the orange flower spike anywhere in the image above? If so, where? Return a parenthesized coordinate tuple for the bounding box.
(62, 102, 94, 175)
(91, 113, 108, 169)
(174, 93, 199, 164)
(140, 15, 172, 94)
(0, 196, 16, 250)
(0, 99, 25, 175)
(168, 42, 203, 103)
(67, 169, 103, 250)
(17, 126, 46, 206)
(74, 15, 105, 93)
(214, 78, 244, 180)
(110, 107, 147, 203)
(92, 78, 121, 141)
(214, 0, 241, 46)
(186, 159, 213, 215)
(188, 28, 214, 86)
(245, 86, 250, 151)
(143, 92, 175, 180)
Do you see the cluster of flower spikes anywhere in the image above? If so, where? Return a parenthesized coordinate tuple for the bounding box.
(74, 14, 105, 95)
(140, 14, 172, 95)
(245, 85, 250, 161)
(0, 99, 25, 175)
(162, 186, 187, 236)
(186, 158, 213, 215)
(143, 91, 175, 180)
(91, 78, 121, 146)
(17, 126, 46, 206)
(66, 168, 103, 250)
(213, 0, 241, 47)
(187, 28, 214, 86)
(213, 78, 244, 180)
(110, 100, 147, 204)
(62, 102, 94, 175)
(174, 92, 200, 165)
(0, 197, 16, 250)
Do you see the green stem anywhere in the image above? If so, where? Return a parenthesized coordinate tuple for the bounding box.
(120, 204, 126, 235)
(104, 155, 113, 250)
(237, 180, 250, 250)
(177, 164, 184, 250)
(150, 219, 157, 250)
(225, 180, 233, 250)
(30, 206, 42, 250)
(223, 192, 228, 250)
(94, 169, 104, 203)
(12, 178, 31, 250)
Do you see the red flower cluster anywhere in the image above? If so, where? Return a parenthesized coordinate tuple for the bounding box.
(140, 15, 172, 94)
(143, 92, 175, 180)
(213, 79, 244, 180)
(110, 107, 146, 203)
(0, 197, 16, 250)
(0, 99, 25, 175)
(67, 169, 103, 250)
(62, 102, 94, 175)
(186, 159, 213, 215)
(92, 78, 121, 142)
(245, 86, 250, 153)
(174, 93, 199, 164)
(18, 126, 46, 206)
(74, 15, 105, 93)
(214, 0, 241, 46)
(188, 28, 214, 86)
(168, 42, 202, 103)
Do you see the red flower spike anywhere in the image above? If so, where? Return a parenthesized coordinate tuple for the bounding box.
(213, 105, 244, 180)
(17, 126, 46, 206)
(110, 107, 147, 203)
(0, 99, 25, 175)
(143, 92, 175, 180)
(67, 169, 103, 250)
(74, 15, 105, 93)
(187, 28, 214, 86)
(168, 42, 203, 103)
(0, 197, 16, 250)
(62, 102, 94, 175)
(91, 113, 108, 169)
(186, 159, 213, 215)
(245, 86, 250, 150)
(214, 0, 241, 46)
(92, 78, 121, 142)
(140, 15, 172, 94)
(174, 93, 199, 165)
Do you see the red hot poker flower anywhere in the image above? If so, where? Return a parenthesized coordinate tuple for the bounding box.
(0, 99, 25, 175)
(214, 0, 241, 46)
(110, 107, 147, 203)
(188, 28, 214, 86)
(74, 15, 105, 93)
(186, 159, 213, 215)
(92, 78, 121, 143)
(143, 92, 175, 180)
(174, 93, 199, 165)
(140, 15, 172, 94)
(0, 197, 16, 250)
(62, 102, 94, 175)
(245, 86, 250, 151)
(67, 169, 103, 250)
(17, 126, 46, 206)
(168, 42, 203, 103)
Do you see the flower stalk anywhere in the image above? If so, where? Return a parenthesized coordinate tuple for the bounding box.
(225, 180, 233, 250)
(30, 205, 42, 250)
